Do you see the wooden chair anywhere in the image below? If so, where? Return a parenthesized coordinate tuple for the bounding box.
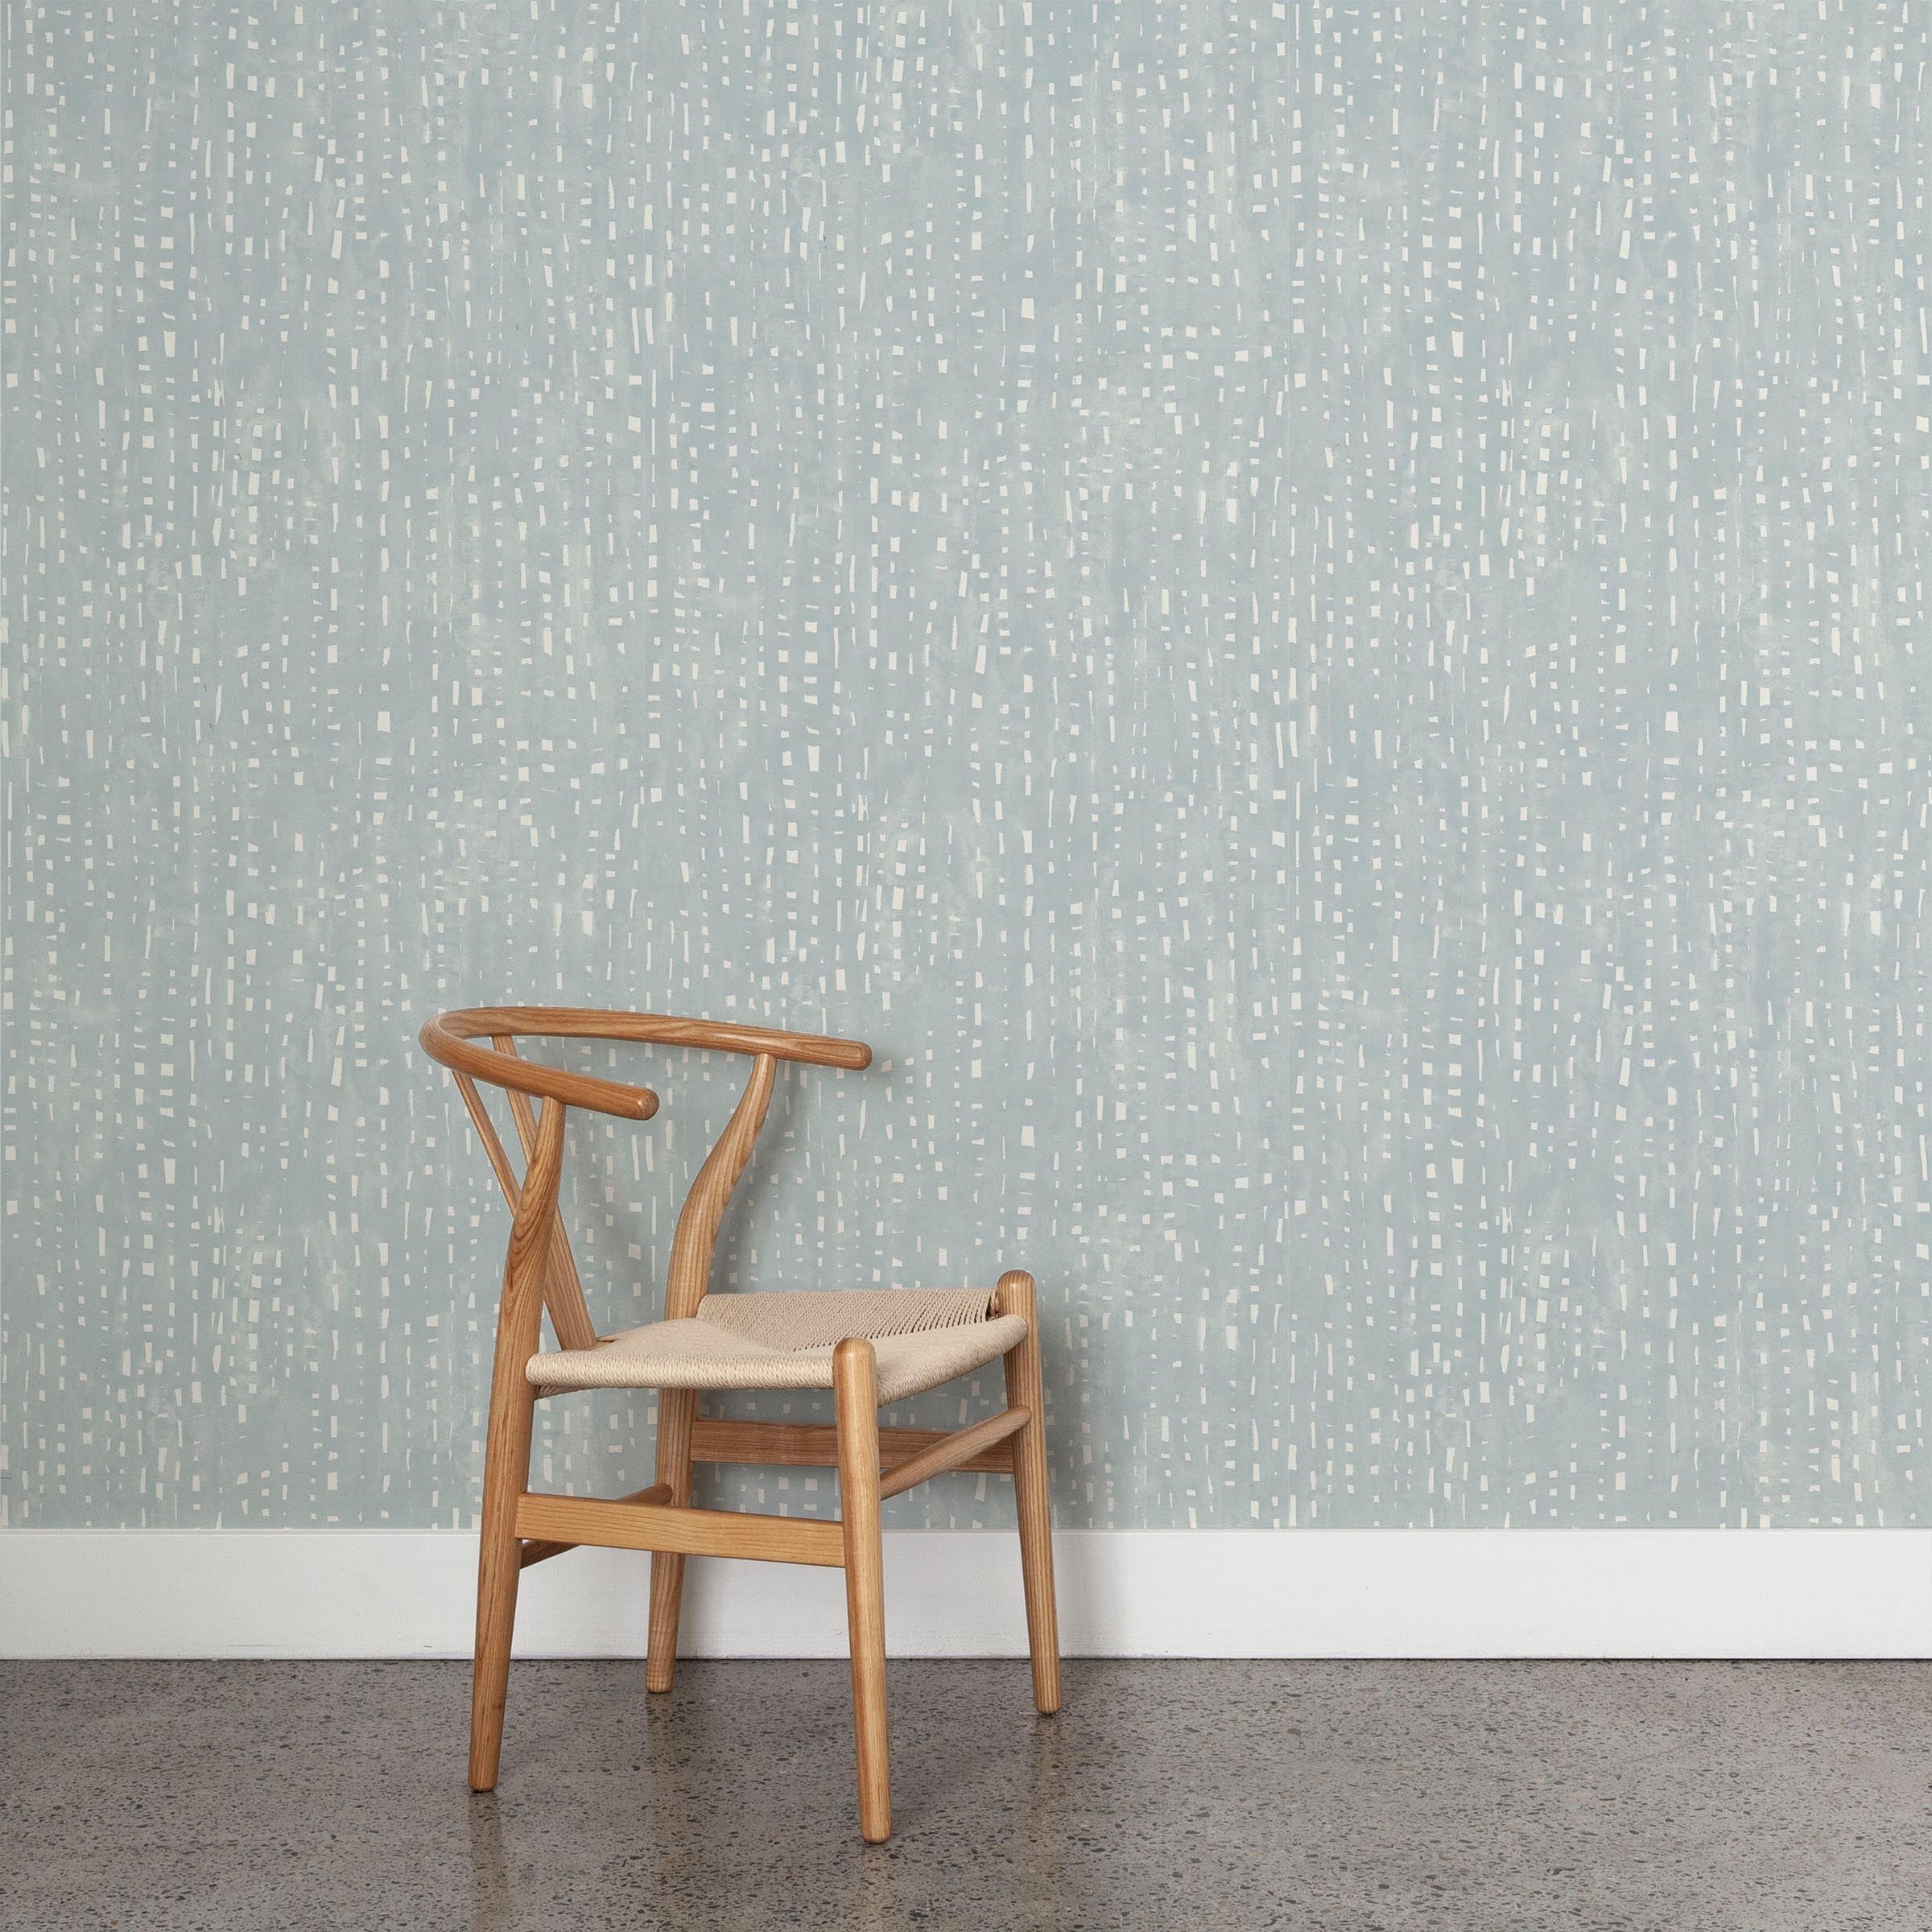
(419, 1005, 1061, 1842)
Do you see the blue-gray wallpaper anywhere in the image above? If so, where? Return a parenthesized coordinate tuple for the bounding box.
(5, 2, 1928, 1529)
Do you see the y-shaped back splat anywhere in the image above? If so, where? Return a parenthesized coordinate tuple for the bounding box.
(664, 1054, 777, 1321)
(450, 1050, 601, 1352)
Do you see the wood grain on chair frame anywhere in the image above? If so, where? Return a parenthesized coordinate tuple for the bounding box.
(419, 1005, 1061, 1842)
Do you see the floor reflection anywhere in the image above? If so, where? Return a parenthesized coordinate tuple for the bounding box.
(465, 1795, 514, 1932)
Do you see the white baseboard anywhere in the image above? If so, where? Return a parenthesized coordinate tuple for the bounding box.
(2, 1529, 1926, 1661)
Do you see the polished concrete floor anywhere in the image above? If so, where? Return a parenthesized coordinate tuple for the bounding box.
(2, 1658, 1927, 1930)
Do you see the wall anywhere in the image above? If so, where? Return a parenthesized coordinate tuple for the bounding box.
(5, 1, 1927, 1535)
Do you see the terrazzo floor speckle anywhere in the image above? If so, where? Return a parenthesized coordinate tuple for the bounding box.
(1, 1660, 1927, 1930)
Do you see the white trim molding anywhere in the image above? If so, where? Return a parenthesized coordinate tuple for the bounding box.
(2, 1529, 1927, 1661)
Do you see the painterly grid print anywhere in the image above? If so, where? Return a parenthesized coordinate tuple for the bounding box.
(4, 2, 1929, 1529)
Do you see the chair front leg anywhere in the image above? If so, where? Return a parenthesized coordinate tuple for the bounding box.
(995, 1269, 1062, 1715)
(645, 1386, 699, 1693)
(833, 1338, 892, 1843)
(470, 1360, 537, 1789)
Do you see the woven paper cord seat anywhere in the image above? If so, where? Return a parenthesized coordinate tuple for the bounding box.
(528, 1287, 1030, 1406)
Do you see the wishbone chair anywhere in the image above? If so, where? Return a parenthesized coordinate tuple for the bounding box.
(419, 1005, 1061, 1842)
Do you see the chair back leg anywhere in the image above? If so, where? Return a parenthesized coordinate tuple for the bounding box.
(469, 1096, 567, 1790)
(645, 1387, 700, 1692)
(833, 1339, 893, 1842)
(996, 1270, 1062, 1715)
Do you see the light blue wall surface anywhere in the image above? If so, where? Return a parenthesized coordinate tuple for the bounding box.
(4, 2, 1928, 1530)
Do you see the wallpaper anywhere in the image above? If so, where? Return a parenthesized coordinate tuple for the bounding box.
(4, 2, 1928, 1530)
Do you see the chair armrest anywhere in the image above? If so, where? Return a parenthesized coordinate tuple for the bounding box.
(419, 1013, 660, 1120)
(455, 1005, 873, 1071)
(606, 1012, 873, 1071)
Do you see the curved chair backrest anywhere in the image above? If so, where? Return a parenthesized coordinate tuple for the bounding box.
(420, 1007, 873, 1344)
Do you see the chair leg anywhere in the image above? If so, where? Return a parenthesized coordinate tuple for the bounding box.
(833, 1339, 892, 1843)
(471, 1342, 539, 1790)
(995, 1269, 1062, 1715)
(645, 1386, 698, 1693)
